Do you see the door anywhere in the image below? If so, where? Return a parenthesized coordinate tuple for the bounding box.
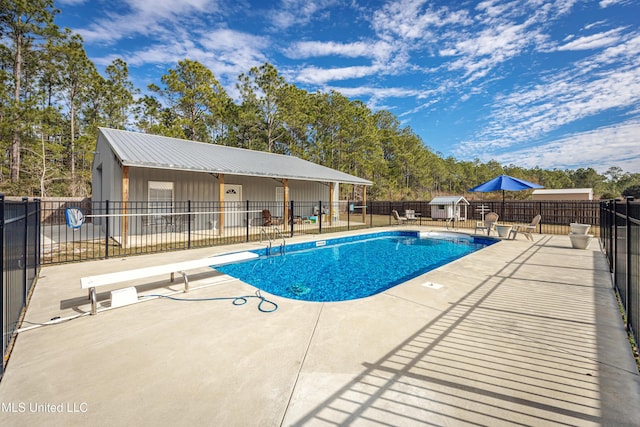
(224, 184, 242, 226)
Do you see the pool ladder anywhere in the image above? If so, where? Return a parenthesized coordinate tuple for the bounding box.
(260, 226, 286, 256)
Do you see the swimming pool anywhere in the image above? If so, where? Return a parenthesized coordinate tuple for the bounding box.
(217, 231, 496, 302)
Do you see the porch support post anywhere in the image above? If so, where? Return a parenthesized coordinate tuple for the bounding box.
(283, 178, 289, 226)
(329, 183, 335, 224)
(122, 166, 129, 247)
(218, 173, 225, 233)
(362, 185, 367, 223)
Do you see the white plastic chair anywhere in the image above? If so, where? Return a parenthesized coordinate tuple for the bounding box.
(475, 212, 498, 235)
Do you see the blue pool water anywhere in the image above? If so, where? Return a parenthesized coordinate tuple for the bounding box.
(217, 231, 496, 302)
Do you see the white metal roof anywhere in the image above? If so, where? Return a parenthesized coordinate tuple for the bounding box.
(429, 196, 470, 205)
(98, 128, 372, 185)
(532, 188, 592, 194)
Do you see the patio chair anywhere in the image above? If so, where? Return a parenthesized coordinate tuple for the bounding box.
(475, 212, 499, 235)
(289, 210, 302, 225)
(509, 214, 541, 241)
(405, 209, 418, 224)
(262, 210, 282, 226)
(392, 210, 407, 225)
(163, 214, 184, 232)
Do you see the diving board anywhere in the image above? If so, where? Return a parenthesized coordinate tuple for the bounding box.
(81, 251, 258, 315)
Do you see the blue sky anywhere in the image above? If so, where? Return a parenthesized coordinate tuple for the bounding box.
(56, 0, 640, 173)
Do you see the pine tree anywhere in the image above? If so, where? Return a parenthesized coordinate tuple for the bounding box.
(0, 0, 60, 182)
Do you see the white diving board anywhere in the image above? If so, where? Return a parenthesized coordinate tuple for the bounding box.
(80, 251, 258, 315)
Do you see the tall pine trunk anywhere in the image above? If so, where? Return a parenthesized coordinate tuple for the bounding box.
(10, 30, 22, 182)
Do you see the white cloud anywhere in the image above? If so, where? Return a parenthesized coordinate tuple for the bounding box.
(76, 0, 223, 44)
(396, 98, 440, 117)
(297, 65, 381, 84)
(75, 0, 272, 90)
(440, 0, 581, 80)
(443, 21, 535, 80)
(584, 20, 608, 31)
(458, 32, 640, 156)
(107, 29, 268, 92)
(69, 0, 639, 173)
(199, 28, 269, 73)
(371, 0, 471, 41)
(599, 0, 629, 7)
(556, 28, 625, 51)
(491, 121, 640, 173)
(373, 1, 573, 84)
(57, 0, 88, 5)
(292, 1, 551, 87)
(269, 0, 338, 29)
(127, 0, 213, 18)
(329, 85, 423, 99)
(286, 40, 384, 59)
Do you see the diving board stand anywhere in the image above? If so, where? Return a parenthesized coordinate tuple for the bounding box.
(80, 251, 258, 315)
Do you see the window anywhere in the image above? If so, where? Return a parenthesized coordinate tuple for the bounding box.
(148, 181, 174, 214)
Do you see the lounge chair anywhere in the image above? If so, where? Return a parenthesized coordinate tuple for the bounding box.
(405, 209, 418, 224)
(392, 210, 407, 225)
(288, 211, 302, 225)
(475, 212, 499, 235)
(262, 209, 282, 226)
(509, 214, 541, 241)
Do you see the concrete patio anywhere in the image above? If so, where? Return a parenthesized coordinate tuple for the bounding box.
(0, 227, 638, 426)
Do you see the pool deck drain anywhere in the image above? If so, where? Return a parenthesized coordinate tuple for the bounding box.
(0, 227, 638, 426)
(421, 281, 443, 289)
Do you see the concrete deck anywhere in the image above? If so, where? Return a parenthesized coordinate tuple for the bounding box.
(1, 227, 638, 426)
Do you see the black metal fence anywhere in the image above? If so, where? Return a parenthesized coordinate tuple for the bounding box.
(600, 198, 639, 348)
(40, 199, 372, 264)
(41, 198, 602, 265)
(1, 195, 41, 377)
(368, 200, 600, 235)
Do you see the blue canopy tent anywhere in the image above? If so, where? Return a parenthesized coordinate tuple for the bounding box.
(469, 175, 544, 219)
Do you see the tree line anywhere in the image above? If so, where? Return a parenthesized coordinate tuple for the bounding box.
(1, 0, 638, 200)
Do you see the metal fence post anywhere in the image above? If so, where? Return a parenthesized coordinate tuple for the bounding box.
(538, 201, 542, 233)
(369, 202, 373, 226)
(626, 196, 633, 331)
(246, 200, 251, 242)
(318, 200, 322, 234)
(35, 198, 41, 272)
(600, 200, 613, 273)
(105, 200, 110, 259)
(610, 200, 615, 270)
(614, 200, 618, 286)
(289, 200, 294, 237)
(0, 194, 4, 377)
(187, 200, 192, 249)
(22, 197, 28, 303)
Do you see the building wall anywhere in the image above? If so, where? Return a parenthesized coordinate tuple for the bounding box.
(92, 139, 345, 235)
(92, 133, 123, 203)
(127, 168, 217, 202)
(91, 134, 124, 233)
(124, 169, 331, 204)
(94, 158, 336, 234)
(533, 193, 591, 201)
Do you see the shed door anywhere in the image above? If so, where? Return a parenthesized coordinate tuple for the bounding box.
(224, 184, 242, 226)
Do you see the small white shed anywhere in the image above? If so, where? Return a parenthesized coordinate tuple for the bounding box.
(429, 196, 469, 220)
